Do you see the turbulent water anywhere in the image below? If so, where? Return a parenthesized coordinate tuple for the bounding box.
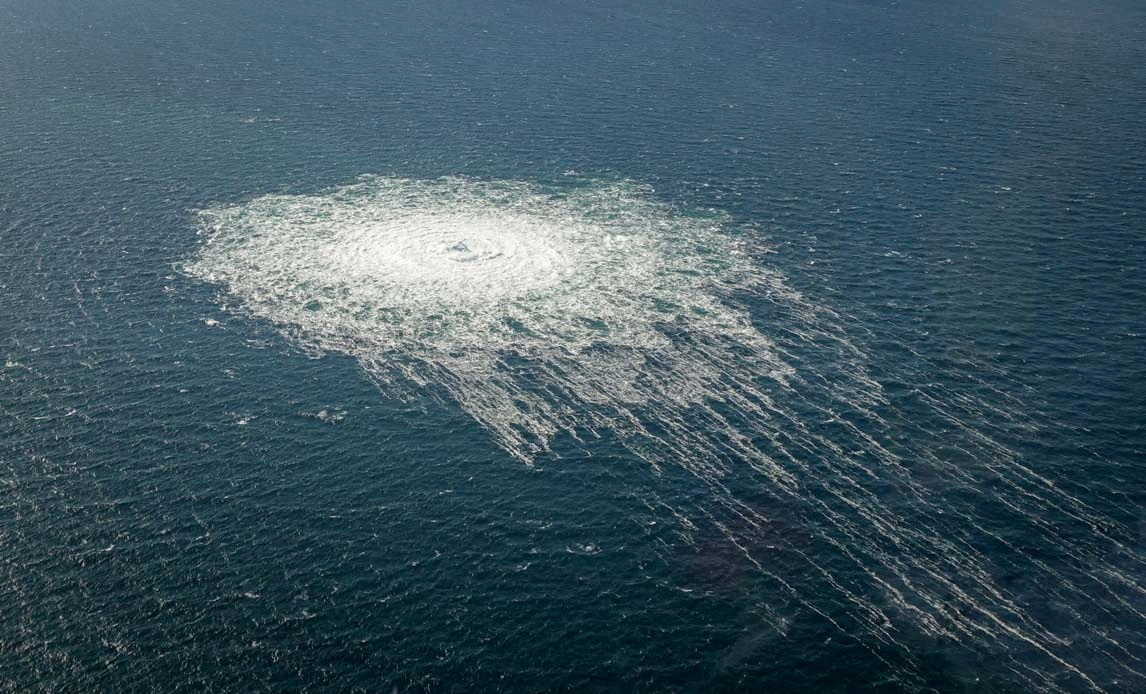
(186, 177, 798, 464)
(185, 176, 1145, 691)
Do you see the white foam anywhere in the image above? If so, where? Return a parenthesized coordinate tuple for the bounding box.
(186, 176, 797, 465)
(185, 175, 1145, 691)
(190, 176, 765, 355)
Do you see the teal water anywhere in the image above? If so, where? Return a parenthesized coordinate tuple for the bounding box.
(2, 1, 1144, 691)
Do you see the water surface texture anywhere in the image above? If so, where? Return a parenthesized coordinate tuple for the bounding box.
(2, 1, 1144, 691)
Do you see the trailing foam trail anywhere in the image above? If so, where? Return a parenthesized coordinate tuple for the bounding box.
(186, 175, 1144, 691)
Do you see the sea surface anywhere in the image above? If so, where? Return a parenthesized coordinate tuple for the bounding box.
(2, 0, 1144, 691)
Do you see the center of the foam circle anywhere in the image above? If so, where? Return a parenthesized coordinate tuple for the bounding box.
(446, 239, 478, 262)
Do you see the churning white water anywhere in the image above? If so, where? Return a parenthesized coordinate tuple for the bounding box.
(186, 176, 1143, 691)
(186, 176, 802, 470)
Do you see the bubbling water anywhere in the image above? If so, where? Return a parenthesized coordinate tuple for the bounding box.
(190, 176, 762, 355)
(187, 176, 800, 464)
(186, 176, 1144, 691)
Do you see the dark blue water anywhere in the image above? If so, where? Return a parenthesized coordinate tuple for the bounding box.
(2, 1, 1144, 691)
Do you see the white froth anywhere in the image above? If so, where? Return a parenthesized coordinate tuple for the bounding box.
(189, 176, 759, 358)
(185, 175, 1145, 691)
